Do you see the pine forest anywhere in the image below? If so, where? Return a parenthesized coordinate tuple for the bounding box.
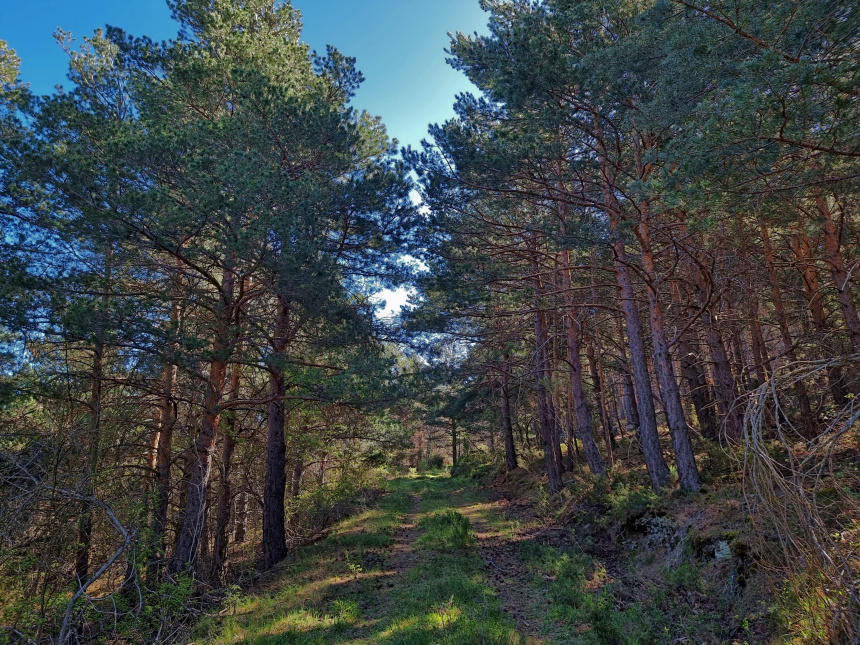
(1, 1, 859, 643)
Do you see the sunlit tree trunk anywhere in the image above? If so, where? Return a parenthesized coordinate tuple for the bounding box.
(170, 265, 235, 575)
(595, 127, 670, 489)
(631, 135, 700, 491)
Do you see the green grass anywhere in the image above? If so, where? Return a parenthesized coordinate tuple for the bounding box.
(191, 474, 524, 645)
(518, 538, 766, 645)
(417, 510, 475, 550)
(191, 469, 783, 645)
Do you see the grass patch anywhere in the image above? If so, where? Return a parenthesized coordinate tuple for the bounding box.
(192, 474, 523, 645)
(519, 538, 768, 644)
(520, 541, 659, 644)
(380, 549, 519, 645)
(417, 510, 475, 550)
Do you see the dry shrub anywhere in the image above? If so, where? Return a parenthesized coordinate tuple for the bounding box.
(742, 354, 860, 643)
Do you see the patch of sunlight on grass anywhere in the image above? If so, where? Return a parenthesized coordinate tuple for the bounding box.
(233, 596, 262, 616)
(377, 614, 423, 639)
(338, 510, 381, 532)
(427, 599, 463, 629)
(261, 607, 333, 636)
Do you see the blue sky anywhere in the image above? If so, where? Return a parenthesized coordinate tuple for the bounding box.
(2, 0, 488, 315)
(1, 0, 488, 151)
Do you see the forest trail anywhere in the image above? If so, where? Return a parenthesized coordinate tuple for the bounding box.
(191, 474, 563, 645)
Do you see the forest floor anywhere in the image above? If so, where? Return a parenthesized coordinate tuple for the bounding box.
(189, 471, 779, 645)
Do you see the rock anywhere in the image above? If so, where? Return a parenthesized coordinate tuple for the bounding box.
(714, 540, 732, 561)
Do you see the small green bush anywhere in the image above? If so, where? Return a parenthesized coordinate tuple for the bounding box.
(418, 510, 475, 550)
(451, 450, 495, 480)
(417, 454, 445, 471)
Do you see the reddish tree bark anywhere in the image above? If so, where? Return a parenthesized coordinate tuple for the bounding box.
(595, 122, 670, 490)
(169, 266, 235, 576)
(559, 251, 606, 475)
(816, 196, 860, 350)
(791, 231, 849, 404)
(760, 221, 816, 438)
(534, 299, 563, 494)
(211, 364, 242, 582)
(631, 134, 700, 491)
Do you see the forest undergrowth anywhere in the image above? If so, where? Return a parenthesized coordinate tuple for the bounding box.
(188, 454, 854, 645)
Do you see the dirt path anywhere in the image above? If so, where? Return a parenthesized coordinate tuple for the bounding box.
(193, 476, 556, 645)
(454, 487, 553, 644)
(387, 492, 422, 576)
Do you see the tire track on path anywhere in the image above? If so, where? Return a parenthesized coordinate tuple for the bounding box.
(454, 486, 551, 644)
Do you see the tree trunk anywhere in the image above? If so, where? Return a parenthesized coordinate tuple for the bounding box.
(169, 356, 227, 575)
(748, 303, 771, 388)
(760, 221, 816, 438)
(677, 333, 719, 440)
(669, 281, 718, 440)
(620, 370, 639, 433)
(534, 305, 563, 494)
(169, 266, 235, 576)
(211, 364, 241, 582)
(151, 297, 180, 577)
(564, 398, 577, 471)
(291, 458, 304, 498)
(595, 118, 669, 490)
(594, 331, 618, 449)
(559, 251, 606, 475)
(500, 357, 518, 471)
(75, 342, 103, 588)
(232, 492, 248, 544)
(614, 317, 640, 435)
(816, 196, 860, 350)
(451, 420, 458, 468)
(734, 216, 772, 389)
(729, 320, 751, 392)
(263, 297, 290, 570)
(791, 231, 849, 404)
(610, 234, 671, 490)
(586, 331, 615, 463)
(547, 388, 565, 474)
(549, 326, 567, 473)
(690, 268, 745, 440)
(634, 206, 701, 492)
